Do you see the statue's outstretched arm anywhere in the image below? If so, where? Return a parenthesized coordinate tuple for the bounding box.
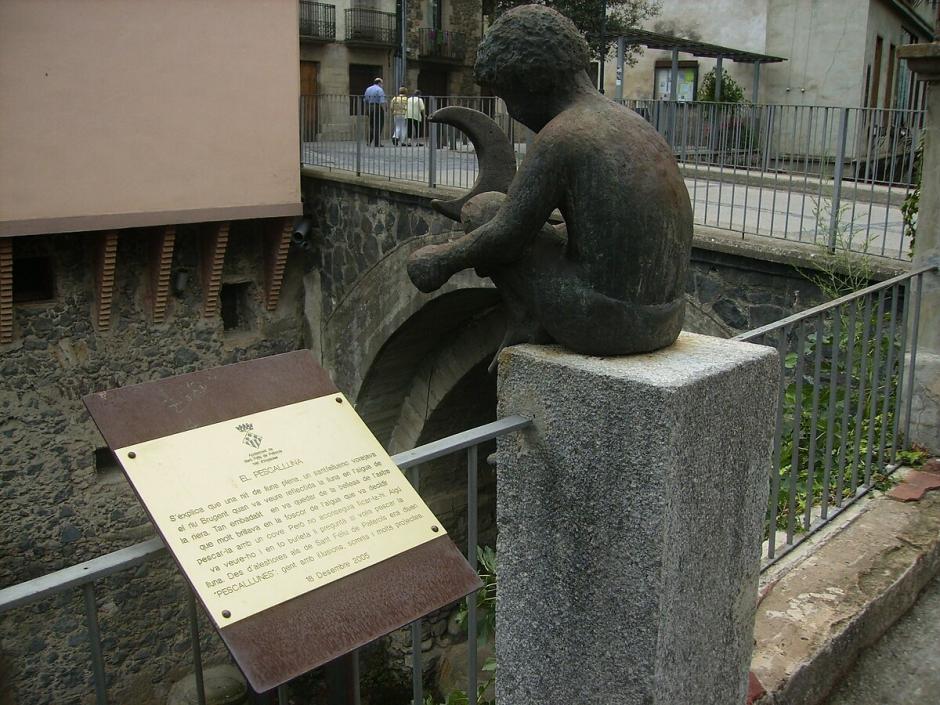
(408, 135, 565, 292)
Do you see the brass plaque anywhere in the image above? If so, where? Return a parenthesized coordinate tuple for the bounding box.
(115, 393, 445, 626)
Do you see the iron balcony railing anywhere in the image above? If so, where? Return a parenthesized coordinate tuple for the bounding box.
(300, 95, 924, 262)
(299, 1, 336, 41)
(735, 264, 937, 568)
(344, 8, 397, 45)
(417, 28, 467, 62)
(0, 416, 531, 705)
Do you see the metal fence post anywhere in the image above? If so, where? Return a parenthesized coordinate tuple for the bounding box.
(828, 107, 850, 252)
(428, 96, 438, 188)
(187, 590, 207, 705)
(82, 583, 108, 705)
(355, 98, 362, 177)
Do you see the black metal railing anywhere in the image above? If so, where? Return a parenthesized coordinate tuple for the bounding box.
(344, 8, 397, 45)
(417, 28, 467, 62)
(735, 264, 937, 568)
(299, 1, 336, 41)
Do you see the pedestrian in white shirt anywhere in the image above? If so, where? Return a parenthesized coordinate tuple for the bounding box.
(406, 90, 426, 146)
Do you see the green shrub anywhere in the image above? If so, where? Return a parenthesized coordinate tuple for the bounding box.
(697, 68, 746, 103)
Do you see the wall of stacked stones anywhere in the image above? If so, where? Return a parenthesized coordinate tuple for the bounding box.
(304, 173, 829, 346)
(0, 224, 305, 704)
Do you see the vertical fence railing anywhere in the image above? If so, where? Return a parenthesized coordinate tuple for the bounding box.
(300, 96, 921, 260)
(735, 265, 935, 568)
(0, 417, 530, 705)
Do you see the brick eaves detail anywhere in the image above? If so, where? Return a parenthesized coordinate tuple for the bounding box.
(0, 238, 12, 344)
(201, 222, 230, 318)
(150, 225, 176, 323)
(264, 218, 292, 311)
(94, 231, 119, 331)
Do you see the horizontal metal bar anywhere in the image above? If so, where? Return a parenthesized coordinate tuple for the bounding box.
(735, 265, 937, 342)
(760, 461, 903, 573)
(0, 537, 166, 614)
(0, 416, 531, 613)
(391, 415, 531, 469)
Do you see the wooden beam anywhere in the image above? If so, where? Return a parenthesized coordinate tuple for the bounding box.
(0, 238, 12, 344)
(263, 218, 292, 311)
(94, 231, 119, 331)
(201, 222, 229, 318)
(150, 225, 176, 323)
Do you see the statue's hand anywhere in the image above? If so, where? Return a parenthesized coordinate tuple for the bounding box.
(461, 192, 505, 232)
(407, 244, 455, 293)
(407, 192, 508, 292)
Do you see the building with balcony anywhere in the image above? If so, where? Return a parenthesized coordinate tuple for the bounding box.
(299, 0, 483, 112)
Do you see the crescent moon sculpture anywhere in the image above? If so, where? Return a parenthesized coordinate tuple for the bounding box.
(427, 106, 518, 221)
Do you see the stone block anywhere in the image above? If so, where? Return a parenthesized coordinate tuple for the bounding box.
(495, 333, 779, 705)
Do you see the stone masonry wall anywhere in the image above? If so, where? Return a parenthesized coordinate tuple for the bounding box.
(0, 222, 305, 704)
(304, 177, 460, 320)
(304, 172, 830, 345)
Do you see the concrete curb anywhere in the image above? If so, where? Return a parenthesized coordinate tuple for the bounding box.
(750, 479, 940, 705)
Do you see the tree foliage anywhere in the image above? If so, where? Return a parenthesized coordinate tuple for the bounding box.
(697, 68, 746, 103)
(491, 0, 662, 62)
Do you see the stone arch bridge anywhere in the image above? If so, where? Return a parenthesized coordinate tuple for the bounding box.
(299, 167, 902, 551)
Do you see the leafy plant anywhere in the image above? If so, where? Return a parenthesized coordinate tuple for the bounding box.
(896, 443, 930, 467)
(697, 68, 746, 103)
(900, 135, 923, 257)
(492, 0, 662, 61)
(425, 547, 498, 705)
(770, 215, 910, 537)
(454, 546, 497, 645)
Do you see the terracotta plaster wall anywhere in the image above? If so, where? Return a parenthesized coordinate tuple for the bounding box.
(0, 0, 301, 235)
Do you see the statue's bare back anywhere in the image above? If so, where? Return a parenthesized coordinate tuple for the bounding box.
(407, 5, 692, 358)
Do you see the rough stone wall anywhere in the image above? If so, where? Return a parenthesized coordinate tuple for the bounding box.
(304, 173, 827, 346)
(0, 222, 305, 704)
(305, 178, 455, 320)
(686, 247, 825, 336)
(447, 0, 484, 95)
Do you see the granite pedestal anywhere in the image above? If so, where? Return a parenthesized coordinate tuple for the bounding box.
(495, 333, 779, 705)
(897, 43, 940, 452)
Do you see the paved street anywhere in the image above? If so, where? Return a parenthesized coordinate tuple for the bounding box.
(303, 140, 912, 261)
(824, 576, 940, 704)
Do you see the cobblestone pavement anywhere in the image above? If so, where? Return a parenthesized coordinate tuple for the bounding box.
(824, 575, 940, 705)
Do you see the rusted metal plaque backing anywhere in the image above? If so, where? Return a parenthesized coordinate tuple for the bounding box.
(84, 351, 481, 693)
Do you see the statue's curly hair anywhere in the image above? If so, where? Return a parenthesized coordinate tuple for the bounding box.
(474, 5, 591, 94)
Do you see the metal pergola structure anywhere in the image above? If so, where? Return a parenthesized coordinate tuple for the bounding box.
(611, 28, 787, 102)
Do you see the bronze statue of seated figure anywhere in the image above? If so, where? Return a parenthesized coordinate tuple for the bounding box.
(407, 5, 693, 362)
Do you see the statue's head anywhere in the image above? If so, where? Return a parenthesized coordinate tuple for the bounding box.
(474, 5, 591, 128)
